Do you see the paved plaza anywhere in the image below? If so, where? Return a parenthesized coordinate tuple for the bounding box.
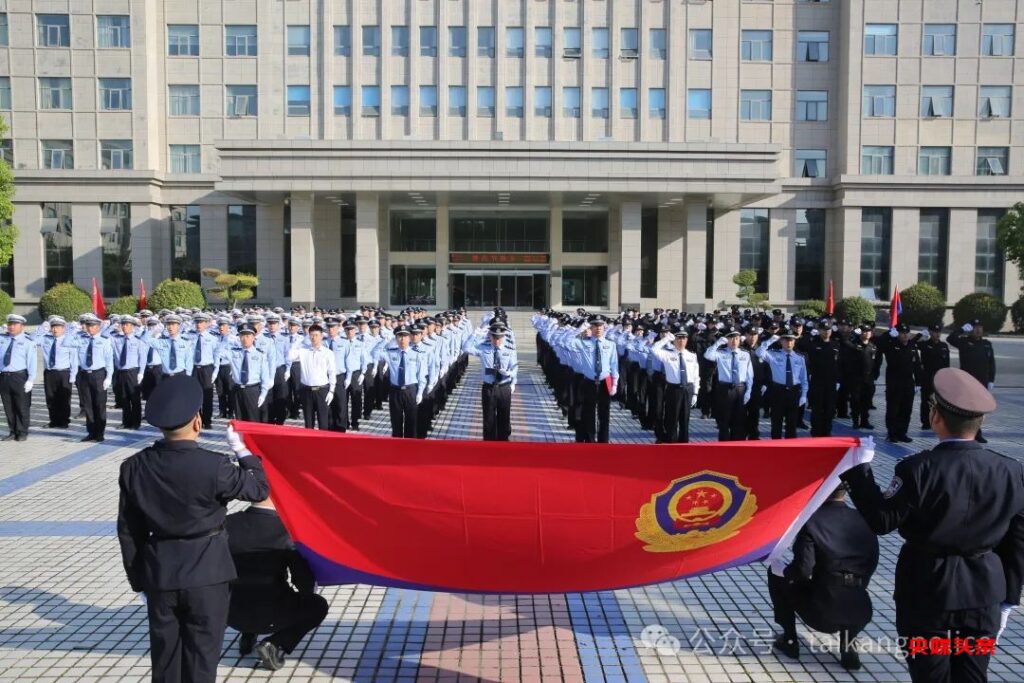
(1, 319, 1023, 682)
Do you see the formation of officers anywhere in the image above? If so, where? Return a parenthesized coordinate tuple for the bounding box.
(533, 306, 997, 446)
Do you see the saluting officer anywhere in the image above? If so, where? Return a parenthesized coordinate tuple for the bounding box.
(916, 322, 950, 432)
(385, 326, 427, 438)
(743, 325, 768, 440)
(36, 316, 77, 429)
(226, 324, 274, 422)
(76, 314, 115, 442)
(463, 322, 519, 441)
(567, 316, 620, 443)
(111, 316, 147, 430)
(806, 319, 841, 437)
(0, 314, 36, 441)
(947, 319, 997, 443)
(148, 314, 194, 379)
(287, 323, 336, 430)
(117, 375, 270, 683)
(340, 318, 372, 431)
(141, 318, 165, 400)
(187, 313, 218, 428)
(650, 325, 700, 443)
(704, 326, 753, 442)
(757, 327, 810, 440)
(842, 323, 880, 430)
(875, 323, 923, 443)
(214, 317, 236, 419)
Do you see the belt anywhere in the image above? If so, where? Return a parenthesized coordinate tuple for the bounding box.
(150, 525, 224, 542)
(305, 384, 328, 391)
(719, 382, 745, 388)
(396, 383, 417, 390)
(239, 382, 261, 389)
(773, 382, 800, 390)
(80, 368, 106, 374)
(906, 542, 991, 560)
(1, 369, 27, 375)
(825, 572, 867, 589)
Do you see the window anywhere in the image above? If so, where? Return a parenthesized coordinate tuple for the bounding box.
(977, 147, 1009, 176)
(685, 89, 713, 120)
(169, 145, 200, 173)
(0, 78, 11, 110)
(287, 25, 310, 56)
(976, 210, 1005, 296)
(620, 88, 637, 119)
(796, 90, 827, 121)
(564, 27, 581, 57)
(168, 24, 199, 56)
(591, 27, 609, 58)
(390, 85, 409, 116)
(649, 88, 665, 119)
(361, 85, 380, 117)
(227, 206, 257, 280)
(340, 205, 356, 297)
(420, 26, 437, 56)
(861, 146, 894, 175)
(42, 203, 73, 288)
(795, 209, 826, 300)
(921, 86, 953, 117)
(923, 25, 956, 56)
(690, 29, 712, 59)
(862, 85, 896, 117)
(562, 213, 608, 252)
(535, 27, 552, 58)
(740, 90, 771, 120)
(170, 206, 201, 282)
(168, 84, 200, 116)
(100, 140, 132, 170)
(506, 27, 524, 57)
(864, 24, 897, 56)
(390, 211, 437, 251)
(41, 140, 73, 169)
(38, 77, 72, 110)
(979, 86, 1012, 118)
(563, 87, 581, 117)
(534, 86, 552, 117)
(505, 87, 523, 118)
(391, 26, 409, 56)
(335, 25, 351, 56)
(99, 78, 132, 110)
(97, 15, 130, 48)
(982, 24, 1015, 56)
(640, 209, 658, 299)
(333, 86, 351, 116)
(621, 28, 639, 58)
(0, 139, 12, 165)
(741, 30, 772, 61)
(450, 213, 548, 252)
(448, 26, 466, 57)
(225, 85, 257, 117)
(101, 203, 132, 298)
(705, 207, 715, 299)
(0, 14, 8, 47)
(918, 146, 951, 176)
(448, 86, 466, 116)
(650, 28, 666, 59)
(591, 87, 609, 119)
(390, 266, 437, 306)
(477, 86, 494, 117)
(225, 25, 257, 56)
(477, 26, 495, 57)
(918, 209, 949, 294)
(37, 15, 70, 48)
(794, 149, 826, 178)
(419, 86, 437, 117)
(740, 209, 770, 291)
(363, 25, 380, 56)
(562, 267, 608, 307)
(860, 208, 891, 300)
(287, 85, 311, 116)
(797, 31, 829, 62)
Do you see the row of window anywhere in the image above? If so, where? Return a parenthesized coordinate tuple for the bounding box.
(859, 146, 1010, 177)
(864, 23, 1015, 57)
(40, 202, 132, 296)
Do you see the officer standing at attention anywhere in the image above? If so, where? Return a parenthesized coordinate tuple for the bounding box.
(947, 319, 997, 443)
(226, 324, 274, 422)
(36, 316, 77, 429)
(340, 319, 371, 431)
(650, 326, 700, 443)
(704, 326, 753, 442)
(214, 317, 236, 419)
(462, 322, 519, 441)
(117, 375, 270, 683)
(111, 316, 147, 430)
(840, 368, 1024, 683)
(565, 316, 619, 443)
(385, 326, 427, 438)
(806, 319, 841, 437)
(76, 314, 115, 442)
(757, 327, 810, 440)
(875, 322, 923, 443)
(287, 323, 336, 430)
(187, 313, 218, 429)
(0, 314, 36, 441)
(915, 322, 950, 432)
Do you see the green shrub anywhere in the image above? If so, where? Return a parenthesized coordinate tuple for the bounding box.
(900, 283, 947, 328)
(39, 283, 92, 321)
(0, 290, 11, 318)
(149, 278, 206, 311)
(953, 292, 1008, 331)
(1011, 296, 1024, 333)
(797, 299, 827, 318)
(108, 295, 139, 315)
(834, 296, 876, 326)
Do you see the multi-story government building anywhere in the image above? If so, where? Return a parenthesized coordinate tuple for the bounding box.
(2, 0, 1022, 312)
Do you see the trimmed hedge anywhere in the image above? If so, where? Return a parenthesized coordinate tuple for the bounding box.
(39, 283, 92, 321)
(0, 290, 11, 318)
(952, 292, 1008, 331)
(108, 295, 139, 315)
(900, 283, 946, 328)
(797, 299, 827, 318)
(1011, 297, 1024, 333)
(148, 278, 206, 311)
(834, 296, 876, 327)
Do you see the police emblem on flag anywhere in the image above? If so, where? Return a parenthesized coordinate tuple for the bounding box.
(635, 470, 758, 552)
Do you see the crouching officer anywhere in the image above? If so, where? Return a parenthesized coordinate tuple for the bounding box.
(840, 368, 1024, 683)
(226, 496, 329, 672)
(117, 375, 270, 683)
(768, 484, 880, 670)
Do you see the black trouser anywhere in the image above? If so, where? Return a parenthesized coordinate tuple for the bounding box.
(663, 383, 692, 443)
(849, 379, 875, 426)
(836, 379, 850, 418)
(236, 593, 329, 655)
(115, 369, 142, 429)
(269, 365, 289, 425)
(362, 369, 376, 419)
(648, 374, 666, 439)
(147, 582, 229, 683)
(809, 382, 837, 437)
(215, 365, 234, 418)
(580, 379, 612, 443)
(142, 365, 163, 401)
(330, 373, 349, 431)
(376, 361, 389, 409)
(288, 361, 302, 418)
(900, 626, 993, 683)
(301, 385, 330, 430)
(714, 383, 747, 442)
(112, 366, 124, 408)
(76, 370, 107, 440)
(416, 385, 433, 438)
(770, 384, 801, 440)
(389, 384, 418, 438)
(0, 370, 30, 437)
(886, 382, 915, 438)
(745, 386, 763, 439)
(920, 382, 935, 428)
(481, 382, 512, 441)
(767, 570, 864, 642)
(233, 384, 261, 422)
(192, 365, 215, 427)
(43, 368, 72, 428)
(348, 371, 363, 430)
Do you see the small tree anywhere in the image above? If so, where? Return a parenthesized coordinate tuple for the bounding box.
(149, 278, 206, 310)
(997, 202, 1024, 293)
(900, 282, 947, 328)
(108, 295, 140, 315)
(0, 117, 18, 270)
(798, 299, 827, 318)
(835, 296, 877, 326)
(732, 269, 768, 311)
(203, 268, 259, 309)
(952, 292, 1008, 331)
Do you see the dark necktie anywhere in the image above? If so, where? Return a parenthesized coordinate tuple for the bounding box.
(785, 353, 794, 387)
(3, 338, 13, 367)
(147, 346, 154, 364)
(49, 339, 57, 368)
(730, 351, 739, 383)
(399, 350, 407, 385)
(492, 345, 500, 380)
(86, 338, 94, 368)
(119, 338, 128, 367)
(240, 350, 249, 384)
(679, 352, 687, 385)
(327, 337, 334, 351)
(594, 341, 602, 377)
(169, 338, 177, 370)
(194, 335, 202, 364)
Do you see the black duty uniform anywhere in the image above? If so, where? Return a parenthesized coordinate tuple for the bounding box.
(948, 321, 997, 443)
(916, 323, 950, 430)
(117, 376, 270, 683)
(874, 324, 922, 442)
(807, 329, 841, 437)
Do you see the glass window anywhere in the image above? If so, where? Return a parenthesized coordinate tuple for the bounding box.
(860, 208, 892, 300)
(98, 78, 132, 111)
(918, 146, 951, 176)
(362, 25, 380, 56)
(97, 15, 130, 48)
(505, 87, 523, 118)
(796, 90, 828, 121)
(0, 78, 8, 110)
(42, 202, 73, 288)
(918, 209, 949, 294)
(419, 85, 437, 117)
(740, 90, 771, 120)
(169, 144, 200, 173)
(640, 209, 658, 299)
(864, 24, 897, 56)
(170, 205, 201, 282)
(562, 213, 608, 253)
(227, 206, 257, 280)
(620, 88, 637, 119)
(287, 25, 310, 55)
(649, 88, 665, 119)
(688, 89, 711, 119)
(340, 205, 356, 297)
(862, 85, 896, 117)
(535, 27, 552, 57)
(361, 85, 380, 117)
(982, 24, 1015, 56)
(861, 146, 894, 175)
(41, 140, 73, 169)
(38, 77, 72, 110)
(741, 30, 773, 61)
(795, 209, 826, 300)
(564, 27, 581, 57)
(976, 210, 1005, 296)
(477, 86, 494, 117)
(287, 85, 311, 116)
(506, 27, 524, 57)
(390, 266, 436, 306)
(283, 204, 291, 298)
(101, 203, 131, 297)
(334, 25, 351, 56)
(563, 87, 581, 117)
(621, 28, 639, 58)
(592, 27, 609, 58)
(705, 208, 715, 299)
(225, 84, 257, 117)
(562, 267, 608, 307)
(650, 28, 666, 59)
(921, 85, 954, 117)
(100, 140, 132, 170)
(390, 85, 409, 116)
(0, 138, 13, 165)
(390, 211, 436, 251)
(450, 213, 548, 252)
(0, 14, 8, 47)
(923, 25, 956, 56)
(797, 31, 829, 62)
(420, 26, 436, 56)
(740, 209, 770, 291)
(333, 85, 351, 116)
(477, 26, 495, 57)
(690, 29, 712, 59)
(168, 84, 200, 116)
(534, 86, 552, 117)
(977, 147, 1009, 176)
(979, 85, 1012, 118)
(37, 15, 70, 48)
(448, 26, 466, 57)
(225, 25, 257, 56)
(448, 86, 467, 116)
(794, 149, 826, 178)
(391, 26, 408, 56)
(167, 24, 199, 56)
(592, 87, 609, 119)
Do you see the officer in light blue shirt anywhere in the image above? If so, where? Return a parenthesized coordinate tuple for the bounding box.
(385, 326, 427, 438)
(340, 319, 372, 431)
(1, 314, 37, 440)
(559, 316, 619, 443)
(704, 326, 754, 442)
(36, 316, 78, 429)
(75, 314, 115, 442)
(224, 323, 273, 422)
(147, 314, 194, 377)
(112, 316, 148, 430)
(757, 327, 810, 440)
(463, 322, 519, 441)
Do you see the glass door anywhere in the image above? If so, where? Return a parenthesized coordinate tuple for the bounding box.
(450, 273, 466, 309)
(481, 274, 499, 307)
(500, 274, 517, 307)
(532, 274, 548, 309)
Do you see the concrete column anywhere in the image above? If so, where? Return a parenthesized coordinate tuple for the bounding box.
(712, 209, 741, 305)
(355, 193, 381, 305)
(199, 205, 228, 283)
(435, 203, 450, 309)
(72, 204, 102, 293)
(832, 207, 862, 300)
(289, 193, 315, 307)
(891, 208, 919, 289)
(770, 209, 795, 303)
(608, 206, 621, 311)
(131, 203, 168, 290)
(946, 208, 976, 306)
(548, 203, 563, 309)
(314, 200, 342, 308)
(13, 203, 43, 300)
(257, 202, 286, 304)
(619, 201, 642, 308)
(655, 204, 685, 309)
(683, 199, 708, 310)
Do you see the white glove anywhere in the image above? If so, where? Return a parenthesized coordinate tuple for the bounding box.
(998, 603, 1015, 643)
(284, 370, 290, 382)
(416, 392, 423, 405)
(610, 382, 618, 396)
(690, 394, 698, 408)
(769, 558, 787, 578)
(831, 325, 838, 332)
(889, 328, 898, 338)
(256, 394, 266, 408)
(761, 385, 767, 396)
(698, 323, 707, 331)
(358, 373, 365, 386)
(853, 328, 862, 335)
(743, 393, 751, 405)
(136, 591, 147, 606)
(715, 322, 724, 330)
(138, 372, 144, 383)
(510, 385, 516, 394)
(962, 323, 973, 333)
(811, 329, 819, 337)
(847, 435, 876, 467)
(913, 386, 918, 395)
(23, 381, 32, 393)
(103, 377, 112, 391)
(344, 377, 352, 389)
(798, 396, 807, 408)
(988, 382, 995, 392)
(226, 424, 252, 456)
(835, 383, 840, 391)
(920, 329, 931, 341)
(325, 392, 334, 406)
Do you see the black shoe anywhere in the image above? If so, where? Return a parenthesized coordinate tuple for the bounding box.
(773, 634, 800, 659)
(886, 435, 899, 443)
(899, 436, 913, 443)
(239, 632, 257, 657)
(14, 435, 26, 442)
(921, 424, 931, 431)
(80, 435, 95, 442)
(95, 437, 105, 443)
(254, 640, 285, 671)
(841, 649, 862, 671)
(976, 436, 988, 444)
(861, 422, 874, 430)
(797, 422, 809, 430)
(1, 434, 15, 441)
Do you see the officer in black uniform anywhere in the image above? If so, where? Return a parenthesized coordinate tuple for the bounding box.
(806, 319, 841, 437)
(915, 322, 950, 431)
(768, 484, 880, 670)
(743, 324, 768, 440)
(117, 375, 270, 683)
(947, 319, 997, 443)
(841, 323, 879, 430)
(840, 368, 1024, 683)
(874, 322, 923, 443)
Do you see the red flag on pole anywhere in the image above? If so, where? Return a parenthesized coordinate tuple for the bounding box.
(826, 280, 835, 316)
(889, 285, 903, 328)
(138, 279, 147, 311)
(91, 277, 106, 319)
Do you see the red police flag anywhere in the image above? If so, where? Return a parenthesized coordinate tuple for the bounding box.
(890, 285, 903, 328)
(138, 279, 147, 311)
(826, 280, 835, 316)
(91, 277, 106, 319)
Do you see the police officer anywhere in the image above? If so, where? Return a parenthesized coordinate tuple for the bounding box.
(840, 368, 1024, 683)
(340, 318, 372, 431)
(226, 324, 274, 422)
(141, 318, 165, 401)
(117, 375, 270, 683)
(111, 316, 147, 430)
(0, 314, 36, 441)
(947, 319, 997, 443)
(187, 313, 218, 428)
(842, 323, 879, 430)
(213, 317, 236, 419)
(564, 316, 619, 443)
(287, 323, 336, 430)
(704, 326, 753, 442)
(36, 316, 77, 429)
(916, 322, 950, 432)
(756, 328, 808, 440)
(743, 325, 768, 440)
(385, 326, 427, 438)
(463, 322, 519, 441)
(76, 314, 114, 442)
(284, 317, 304, 419)
(264, 314, 292, 425)
(650, 326, 700, 443)
(875, 323, 923, 443)
(806, 319, 841, 437)
(148, 314, 194, 379)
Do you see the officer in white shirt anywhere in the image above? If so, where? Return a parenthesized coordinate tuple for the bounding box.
(651, 325, 701, 443)
(288, 324, 336, 430)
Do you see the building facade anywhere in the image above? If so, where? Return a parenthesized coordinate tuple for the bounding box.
(2, 0, 1022, 312)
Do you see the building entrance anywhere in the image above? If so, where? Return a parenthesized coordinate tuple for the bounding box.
(450, 270, 549, 309)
